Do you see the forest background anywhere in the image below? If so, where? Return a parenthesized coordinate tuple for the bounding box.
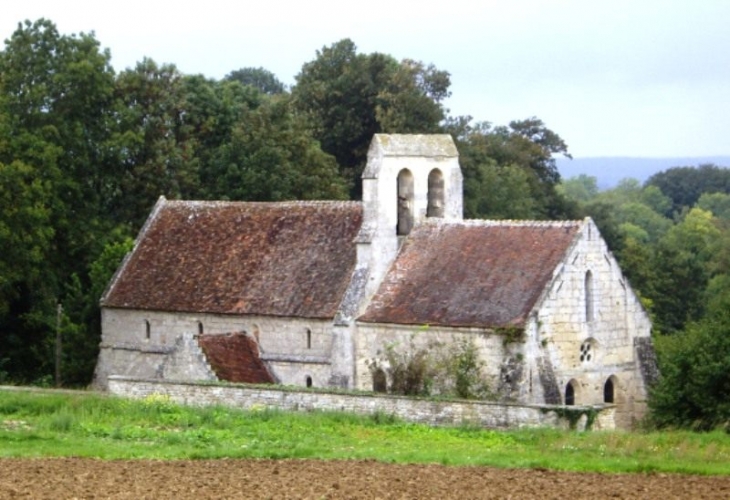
(2, 19, 730, 430)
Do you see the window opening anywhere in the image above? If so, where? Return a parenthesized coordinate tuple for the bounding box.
(427, 169, 445, 218)
(580, 340, 593, 363)
(585, 270, 594, 322)
(198, 321, 204, 335)
(604, 377, 615, 403)
(145, 320, 151, 340)
(306, 328, 312, 349)
(397, 169, 414, 235)
(565, 381, 575, 406)
(306, 376, 313, 388)
(373, 369, 387, 393)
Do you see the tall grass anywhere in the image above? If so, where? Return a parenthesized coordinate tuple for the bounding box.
(0, 388, 729, 474)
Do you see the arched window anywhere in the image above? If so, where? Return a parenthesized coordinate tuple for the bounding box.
(427, 169, 445, 218)
(585, 270, 594, 322)
(306, 376, 313, 388)
(306, 328, 312, 349)
(145, 320, 151, 340)
(397, 169, 414, 235)
(372, 369, 387, 393)
(565, 381, 576, 406)
(198, 321, 204, 336)
(604, 376, 616, 403)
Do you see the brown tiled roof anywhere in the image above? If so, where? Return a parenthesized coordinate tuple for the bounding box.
(359, 220, 582, 328)
(198, 333, 274, 384)
(103, 199, 363, 318)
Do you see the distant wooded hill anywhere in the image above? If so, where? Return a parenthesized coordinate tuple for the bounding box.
(556, 156, 730, 189)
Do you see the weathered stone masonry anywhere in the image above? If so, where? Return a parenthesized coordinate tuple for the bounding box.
(108, 376, 616, 431)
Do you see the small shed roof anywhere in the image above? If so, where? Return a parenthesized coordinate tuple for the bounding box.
(198, 333, 274, 384)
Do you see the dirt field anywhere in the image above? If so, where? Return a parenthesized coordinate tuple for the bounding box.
(2, 458, 730, 499)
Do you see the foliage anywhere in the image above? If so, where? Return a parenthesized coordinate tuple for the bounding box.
(202, 95, 348, 201)
(3, 389, 730, 475)
(649, 309, 730, 430)
(447, 117, 576, 220)
(293, 39, 449, 197)
(646, 164, 730, 215)
(374, 335, 491, 399)
(225, 67, 286, 94)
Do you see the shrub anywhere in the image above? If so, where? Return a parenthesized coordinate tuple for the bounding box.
(649, 309, 730, 430)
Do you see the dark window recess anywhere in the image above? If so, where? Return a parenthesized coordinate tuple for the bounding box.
(565, 382, 575, 406)
(604, 378, 615, 403)
(373, 369, 387, 393)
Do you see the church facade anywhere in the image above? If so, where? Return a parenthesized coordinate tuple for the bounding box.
(94, 134, 656, 428)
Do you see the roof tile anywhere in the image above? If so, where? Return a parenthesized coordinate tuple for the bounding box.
(103, 200, 362, 318)
(358, 220, 582, 328)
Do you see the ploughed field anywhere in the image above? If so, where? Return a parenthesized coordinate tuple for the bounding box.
(2, 458, 730, 499)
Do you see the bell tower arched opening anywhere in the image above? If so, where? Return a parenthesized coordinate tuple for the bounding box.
(397, 169, 414, 235)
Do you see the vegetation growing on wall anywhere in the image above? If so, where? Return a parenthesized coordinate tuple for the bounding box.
(370, 335, 493, 400)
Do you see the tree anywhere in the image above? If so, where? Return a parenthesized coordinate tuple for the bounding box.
(646, 164, 730, 215)
(697, 192, 730, 221)
(446, 117, 576, 220)
(0, 19, 117, 383)
(558, 174, 599, 203)
(225, 67, 286, 95)
(108, 58, 201, 227)
(203, 95, 348, 201)
(649, 308, 730, 429)
(293, 39, 449, 197)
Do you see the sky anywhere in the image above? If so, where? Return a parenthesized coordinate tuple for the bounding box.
(2, 0, 729, 159)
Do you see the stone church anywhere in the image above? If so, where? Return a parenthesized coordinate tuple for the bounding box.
(94, 134, 657, 428)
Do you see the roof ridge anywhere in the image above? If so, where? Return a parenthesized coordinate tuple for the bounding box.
(164, 199, 362, 208)
(423, 218, 584, 228)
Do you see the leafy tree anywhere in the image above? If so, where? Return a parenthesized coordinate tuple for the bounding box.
(697, 192, 730, 220)
(204, 96, 348, 201)
(646, 164, 730, 214)
(108, 58, 201, 227)
(225, 67, 286, 94)
(649, 308, 730, 430)
(615, 202, 672, 243)
(648, 209, 720, 334)
(448, 117, 576, 220)
(293, 39, 449, 197)
(0, 19, 117, 383)
(558, 174, 599, 203)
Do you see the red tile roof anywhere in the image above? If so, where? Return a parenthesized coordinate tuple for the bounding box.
(103, 199, 363, 318)
(358, 220, 582, 328)
(198, 333, 274, 384)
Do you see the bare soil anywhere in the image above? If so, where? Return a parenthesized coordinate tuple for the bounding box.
(1, 458, 729, 499)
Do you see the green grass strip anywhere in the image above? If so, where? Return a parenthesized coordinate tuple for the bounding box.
(1, 388, 729, 475)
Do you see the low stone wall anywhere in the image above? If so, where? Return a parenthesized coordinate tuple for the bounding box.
(108, 376, 614, 431)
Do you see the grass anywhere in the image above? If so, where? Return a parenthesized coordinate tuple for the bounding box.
(1, 388, 729, 475)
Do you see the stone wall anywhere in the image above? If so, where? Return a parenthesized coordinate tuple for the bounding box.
(94, 308, 334, 389)
(530, 218, 653, 428)
(107, 376, 615, 431)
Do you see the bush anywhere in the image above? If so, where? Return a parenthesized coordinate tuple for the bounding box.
(373, 335, 492, 399)
(649, 309, 730, 430)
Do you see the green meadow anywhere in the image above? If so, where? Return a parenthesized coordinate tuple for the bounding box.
(1, 388, 728, 475)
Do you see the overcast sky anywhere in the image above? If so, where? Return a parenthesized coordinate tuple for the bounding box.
(3, 0, 729, 159)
